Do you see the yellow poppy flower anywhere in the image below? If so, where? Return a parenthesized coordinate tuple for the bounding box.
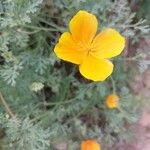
(81, 140, 101, 150)
(54, 10, 125, 81)
(106, 94, 119, 109)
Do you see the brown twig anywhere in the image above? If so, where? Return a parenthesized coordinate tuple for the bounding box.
(0, 92, 15, 118)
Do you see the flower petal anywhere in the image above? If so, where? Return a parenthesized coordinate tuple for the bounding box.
(69, 10, 98, 44)
(91, 28, 125, 58)
(79, 54, 113, 81)
(54, 32, 86, 64)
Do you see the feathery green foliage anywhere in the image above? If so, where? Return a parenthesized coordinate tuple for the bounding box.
(0, 0, 149, 149)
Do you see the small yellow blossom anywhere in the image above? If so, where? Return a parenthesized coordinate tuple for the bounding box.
(106, 94, 119, 109)
(54, 10, 125, 81)
(81, 140, 101, 150)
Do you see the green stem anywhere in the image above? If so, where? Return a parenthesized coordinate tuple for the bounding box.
(31, 111, 52, 123)
(19, 24, 64, 32)
(43, 97, 78, 106)
(110, 76, 116, 94)
(38, 17, 65, 31)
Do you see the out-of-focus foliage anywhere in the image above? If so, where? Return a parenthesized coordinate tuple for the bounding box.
(0, 0, 149, 150)
(0, 116, 50, 150)
(135, 0, 150, 23)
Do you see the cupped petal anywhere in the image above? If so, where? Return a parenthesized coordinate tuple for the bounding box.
(91, 28, 125, 58)
(69, 10, 98, 44)
(54, 32, 86, 64)
(79, 54, 113, 81)
(81, 140, 101, 150)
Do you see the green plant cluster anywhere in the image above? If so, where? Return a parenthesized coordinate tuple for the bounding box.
(0, 0, 149, 150)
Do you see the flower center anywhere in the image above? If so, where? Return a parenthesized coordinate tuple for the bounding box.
(77, 42, 96, 54)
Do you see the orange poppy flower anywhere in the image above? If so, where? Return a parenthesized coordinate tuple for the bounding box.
(54, 10, 125, 81)
(81, 140, 101, 150)
(106, 94, 119, 109)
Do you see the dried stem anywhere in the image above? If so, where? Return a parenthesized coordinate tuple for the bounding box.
(0, 92, 15, 118)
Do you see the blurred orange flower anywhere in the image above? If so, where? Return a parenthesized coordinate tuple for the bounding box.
(54, 10, 125, 81)
(81, 140, 101, 150)
(106, 94, 119, 109)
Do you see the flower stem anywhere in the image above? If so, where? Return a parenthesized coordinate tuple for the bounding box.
(19, 24, 65, 32)
(110, 76, 116, 94)
(0, 92, 15, 118)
